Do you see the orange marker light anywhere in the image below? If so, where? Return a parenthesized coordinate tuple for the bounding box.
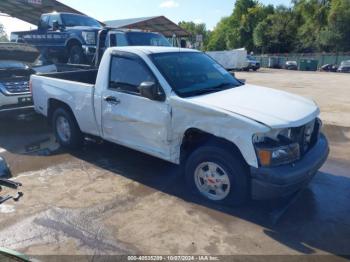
(257, 150, 272, 166)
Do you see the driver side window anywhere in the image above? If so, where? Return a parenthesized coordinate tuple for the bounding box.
(48, 14, 62, 28)
(109, 56, 155, 95)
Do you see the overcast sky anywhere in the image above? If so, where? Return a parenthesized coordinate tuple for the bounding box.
(0, 0, 291, 36)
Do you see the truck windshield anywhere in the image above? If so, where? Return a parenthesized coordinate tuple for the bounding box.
(126, 32, 171, 47)
(151, 52, 243, 98)
(61, 14, 102, 28)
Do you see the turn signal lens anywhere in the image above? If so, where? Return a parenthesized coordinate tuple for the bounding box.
(257, 149, 272, 166)
(256, 143, 300, 167)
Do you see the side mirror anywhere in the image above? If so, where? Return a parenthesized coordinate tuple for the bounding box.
(180, 39, 187, 48)
(138, 81, 165, 101)
(52, 20, 60, 31)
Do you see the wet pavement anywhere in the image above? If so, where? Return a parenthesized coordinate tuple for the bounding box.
(0, 113, 349, 258)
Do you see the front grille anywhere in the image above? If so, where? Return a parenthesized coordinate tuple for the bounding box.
(290, 119, 319, 155)
(0, 80, 30, 95)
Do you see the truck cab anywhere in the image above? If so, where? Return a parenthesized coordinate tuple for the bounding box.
(95, 28, 171, 66)
(11, 12, 103, 64)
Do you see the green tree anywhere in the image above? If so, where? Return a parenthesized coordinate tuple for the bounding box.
(202, 0, 350, 53)
(178, 21, 210, 49)
(254, 6, 297, 53)
(206, 0, 273, 51)
(0, 23, 8, 42)
(206, 17, 231, 51)
(293, 0, 330, 52)
(319, 0, 350, 52)
(228, 1, 274, 51)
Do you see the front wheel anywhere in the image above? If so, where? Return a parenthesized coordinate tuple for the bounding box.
(68, 45, 85, 64)
(52, 108, 83, 149)
(185, 144, 249, 206)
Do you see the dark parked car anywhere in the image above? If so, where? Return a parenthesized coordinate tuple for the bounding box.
(244, 55, 260, 71)
(337, 60, 350, 73)
(320, 64, 338, 72)
(285, 61, 298, 70)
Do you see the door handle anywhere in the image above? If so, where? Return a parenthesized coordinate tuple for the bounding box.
(104, 96, 120, 105)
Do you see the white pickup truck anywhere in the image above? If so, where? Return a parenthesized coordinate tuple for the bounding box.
(31, 46, 329, 205)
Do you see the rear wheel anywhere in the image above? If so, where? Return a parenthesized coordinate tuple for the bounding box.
(52, 108, 83, 149)
(185, 144, 249, 206)
(68, 45, 85, 64)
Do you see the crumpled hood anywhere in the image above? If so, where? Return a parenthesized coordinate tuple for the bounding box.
(186, 84, 319, 128)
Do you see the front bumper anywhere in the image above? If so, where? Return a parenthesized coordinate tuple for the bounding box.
(82, 45, 96, 64)
(250, 134, 329, 200)
(82, 45, 96, 56)
(0, 92, 34, 115)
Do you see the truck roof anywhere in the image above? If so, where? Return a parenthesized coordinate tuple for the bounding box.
(42, 12, 85, 16)
(108, 46, 199, 55)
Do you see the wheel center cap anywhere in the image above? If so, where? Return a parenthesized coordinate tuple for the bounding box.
(207, 178, 216, 185)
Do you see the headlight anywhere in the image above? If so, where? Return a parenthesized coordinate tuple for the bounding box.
(82, 31, 96, 45)
(255, 143, 300, 167)
(253, 128, 300, 167)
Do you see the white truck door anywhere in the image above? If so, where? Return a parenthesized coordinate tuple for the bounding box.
(101, 53, 172, 160)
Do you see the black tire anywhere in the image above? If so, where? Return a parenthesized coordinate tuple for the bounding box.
(52, 108, 83, 149)
(68, 45, 85, 64)
(185, 143, 249, 206)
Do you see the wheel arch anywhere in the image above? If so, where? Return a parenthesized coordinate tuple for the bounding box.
(66, 38, 83, 50)
(47, 98, 81, 131)
(180, 128, 249, 168)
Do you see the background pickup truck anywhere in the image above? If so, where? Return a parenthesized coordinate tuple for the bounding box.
(11, 12, 102, 64)
(11, 12, 171, 65)
(31, 46, 329, 206)
(0, 43, 39, 116)
(0, 43, 96, 117)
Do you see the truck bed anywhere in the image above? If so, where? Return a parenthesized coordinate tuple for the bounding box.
(39, 69, 98, 85)
(31, 69, 100, 137)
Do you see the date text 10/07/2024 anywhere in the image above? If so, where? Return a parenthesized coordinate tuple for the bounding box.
(128, 256, 220, 261)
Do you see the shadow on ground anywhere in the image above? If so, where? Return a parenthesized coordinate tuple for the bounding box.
(70, 139, 350, 256)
